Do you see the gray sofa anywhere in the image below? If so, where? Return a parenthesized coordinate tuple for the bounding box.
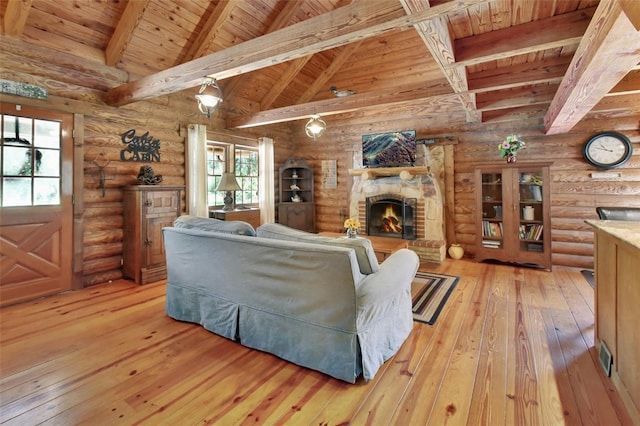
(162, 217, 419, 383)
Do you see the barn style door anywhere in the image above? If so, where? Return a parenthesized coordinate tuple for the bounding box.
(0, 104, 74, 307)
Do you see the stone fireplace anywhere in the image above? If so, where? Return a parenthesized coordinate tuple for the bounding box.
(349, 144, 447, 262)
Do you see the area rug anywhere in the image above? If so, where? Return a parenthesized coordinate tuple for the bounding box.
(411, 272, 460, 325)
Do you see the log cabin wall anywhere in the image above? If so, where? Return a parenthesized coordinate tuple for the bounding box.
(2, 39, 638, 279)
(290, 111, 640, 270)
(1, 36, 293, 287)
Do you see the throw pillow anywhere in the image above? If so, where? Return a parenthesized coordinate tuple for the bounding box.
(174, 215, 256, 236)
(256, 223, 379, 275)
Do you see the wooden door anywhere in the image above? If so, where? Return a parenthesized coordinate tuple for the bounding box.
(0, 104, 74, 307)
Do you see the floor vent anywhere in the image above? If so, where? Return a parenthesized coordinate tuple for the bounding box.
(599, 340, 613, 377)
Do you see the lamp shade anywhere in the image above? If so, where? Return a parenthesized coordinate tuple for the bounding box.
(215, 172, 241, 191)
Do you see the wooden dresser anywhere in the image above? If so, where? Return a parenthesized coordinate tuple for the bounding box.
(123, 185, 183, 284)
(587, 220, 640, 424)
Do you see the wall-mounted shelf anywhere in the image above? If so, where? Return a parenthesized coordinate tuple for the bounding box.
(348, 166, 430, 180)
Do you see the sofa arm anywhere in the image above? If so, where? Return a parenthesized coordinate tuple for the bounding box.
(354, 248, 419, 380)
(356, 248, 419, 304)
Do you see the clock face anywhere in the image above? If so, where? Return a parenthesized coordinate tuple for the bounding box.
(583, 132, 632, 169)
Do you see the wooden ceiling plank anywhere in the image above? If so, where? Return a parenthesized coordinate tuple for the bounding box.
(610, 69, 640, 95)
(105, 0, 150, 67)
(224, 0, 304, 103)
(467, 55, 571, 92)
(227, 82, 454, 128)
(105, 0, 488, 107)
(476, 84, 558, 111)
(454, 6, 596, 67)
(260, 56, 312, 109)
(296, 41, 362, 104)
(544, 0, 640, 134)
(593, 93, 640, 112)
(184, 0, 238, 61)
(3, 0, 32, 37)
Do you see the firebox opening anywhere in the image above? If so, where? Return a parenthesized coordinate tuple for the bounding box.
(366, 196, 416, 240)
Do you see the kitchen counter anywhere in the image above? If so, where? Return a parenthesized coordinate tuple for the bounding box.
(585, 219, 640, 250)
(587, 219, 640, 424)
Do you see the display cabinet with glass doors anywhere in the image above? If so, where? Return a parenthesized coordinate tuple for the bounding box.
(475, 163, 551, 270)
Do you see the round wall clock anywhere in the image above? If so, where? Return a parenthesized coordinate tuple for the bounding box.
(582, 131, 633, 169)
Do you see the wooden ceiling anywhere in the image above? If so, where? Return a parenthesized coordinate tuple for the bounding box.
(2, 0, 639, 134)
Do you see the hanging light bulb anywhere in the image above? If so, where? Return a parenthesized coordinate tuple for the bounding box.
(195, 78, 223, 118)
(305, 115, 326, 140)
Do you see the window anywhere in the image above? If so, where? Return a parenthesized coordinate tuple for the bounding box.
(1, 114, 61, 206)
(206, 142, 259, 209)
(234, 146, 259, 206)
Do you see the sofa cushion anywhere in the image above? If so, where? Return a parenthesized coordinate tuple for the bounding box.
(256, 222, 379, 274)
(174, 215, 256, 236)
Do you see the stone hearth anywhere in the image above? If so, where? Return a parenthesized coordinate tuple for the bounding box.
(349, 145, 446, 263)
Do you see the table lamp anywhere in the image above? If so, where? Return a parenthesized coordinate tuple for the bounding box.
(216, 172, 241, 211)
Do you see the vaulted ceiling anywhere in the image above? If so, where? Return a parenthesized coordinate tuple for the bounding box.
(2, 0, 639, 134)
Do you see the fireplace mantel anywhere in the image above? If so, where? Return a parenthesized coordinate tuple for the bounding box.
(348, 166, 430, 180)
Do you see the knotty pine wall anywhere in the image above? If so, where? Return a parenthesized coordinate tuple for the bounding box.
(290, 110, 640, 270)
(1, 36, 293, 287)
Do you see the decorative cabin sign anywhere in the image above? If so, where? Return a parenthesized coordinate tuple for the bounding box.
(120, 129, 161, 162)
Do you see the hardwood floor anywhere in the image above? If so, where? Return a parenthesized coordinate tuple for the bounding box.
(0, 259, 633, 425)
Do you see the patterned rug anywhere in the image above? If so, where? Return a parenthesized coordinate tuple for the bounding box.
(411, 272, 460, 325)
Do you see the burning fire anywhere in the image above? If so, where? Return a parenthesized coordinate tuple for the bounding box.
(381, 205, 402, 233)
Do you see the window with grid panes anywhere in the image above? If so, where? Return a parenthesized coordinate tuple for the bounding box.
(234, 146, 259, 207)
(1, 114, 61, 207)
(206, 143, 259, 209)
(206, 144, 226, 207)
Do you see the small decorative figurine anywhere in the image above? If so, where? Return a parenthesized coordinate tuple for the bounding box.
(137, 165, 163, 185)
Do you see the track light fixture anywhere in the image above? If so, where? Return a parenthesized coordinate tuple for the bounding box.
(195, 78, 223, 118)
(305, 115, 326, 140)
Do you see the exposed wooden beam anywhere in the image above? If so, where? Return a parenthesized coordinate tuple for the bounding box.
(105, 0, 150, 67)
(544, 0, 640, 135)
(227, 82, 454, 128)
(454, 6, 595, 67)
(2, 0, 32, 37)
(399, 0, 480, 122)
(105, 0, 488, 107)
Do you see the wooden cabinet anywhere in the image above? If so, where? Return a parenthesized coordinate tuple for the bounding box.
(589, 221, 640, 424)
(210, 208, 260, 229)
(123, 185, 183, 284)
(474, 163, 551, 270)
(278, 158, 315, 232)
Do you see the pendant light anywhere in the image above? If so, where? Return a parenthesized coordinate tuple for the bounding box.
(195, 78, 223, 118)
(305, 115, 326, 140)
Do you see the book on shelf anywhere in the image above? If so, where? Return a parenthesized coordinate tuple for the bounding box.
(482, 220, 503, 238)
(527, 243, 543, 252)
(482, 239, 501, 248)
(519, 224, 543, 240)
